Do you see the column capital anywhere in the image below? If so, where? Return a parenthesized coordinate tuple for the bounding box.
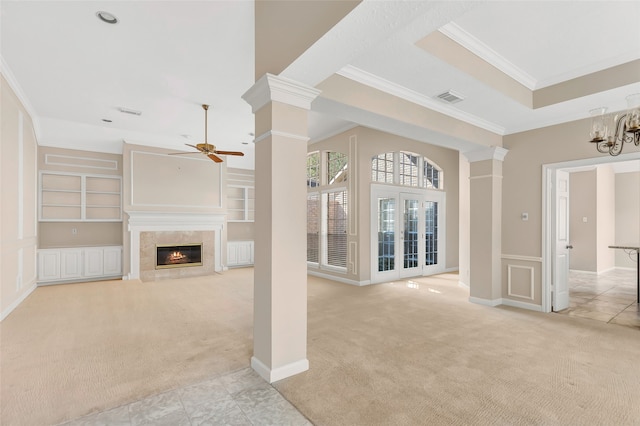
(463, 146, 509, 163)
(242, 73, 321, 113)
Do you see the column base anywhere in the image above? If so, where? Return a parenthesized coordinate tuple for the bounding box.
(251, 356, 309, 384)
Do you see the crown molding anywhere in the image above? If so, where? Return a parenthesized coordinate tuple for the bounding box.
(1, 56, 41, 140)
(463, 146, 509, 162)
(337, 65, 505, 135)
(242, 73, 321, 113)
(439, 23, 538, 91)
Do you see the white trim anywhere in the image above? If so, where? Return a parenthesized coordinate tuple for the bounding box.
(469, 174, 503, 181)
(126, 211, 225, 279)
(444, 267, 459, 273)
(253, 130, 310, 144)
(251, 356, 309, 384)
(242, 73, 321, 113)
(308, 269, 370, 286)
(569, 269, 598, 275)
(45, 154, 119, 171)
(1, 283, 37, 322)
(507, 264, 535, 300)
(469, 296, 542, 312)
(500, 298, 543, 312)
(458, 281, 470, 289)
(502, 254, 543, 262)
(0, 56, 41, 139)
(337, 65, 505, 135)
(614, 266, 637, 272)
(463, 146, 509, 162)
(469, 296, 502, 307)
(439, 23, 538, 90)
(18, 111, 24, 239)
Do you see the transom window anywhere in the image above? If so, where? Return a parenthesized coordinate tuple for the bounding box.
(327, 152, 348, 185)
(307, 152, 320, 188)
(371, 152, 443, 189)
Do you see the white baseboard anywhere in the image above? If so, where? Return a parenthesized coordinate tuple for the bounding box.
(468, 296, 542, 312)
(614, 266, 637, 271)
(458, 281, 470, 289)
(1, 282, 37, 321)
(569, 269, 597, 275)
(307, 270, 370, 286)
(251, 356, 309, 384)
(444, 267, 459, 273)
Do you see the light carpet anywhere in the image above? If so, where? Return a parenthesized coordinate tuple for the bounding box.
(276, 273, 640, 425)
(3, 269, 640, 425)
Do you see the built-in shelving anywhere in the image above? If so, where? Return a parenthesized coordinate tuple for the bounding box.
(227, 186, 255, 222)
(39, 172, 122, 222)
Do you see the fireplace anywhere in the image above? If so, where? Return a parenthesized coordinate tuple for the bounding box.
(156, 243, 203, 269)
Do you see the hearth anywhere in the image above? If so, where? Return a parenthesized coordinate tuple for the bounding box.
(156, 243, 202, 269)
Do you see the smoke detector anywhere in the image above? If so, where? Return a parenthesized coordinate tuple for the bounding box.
(435, 90, 464, 104)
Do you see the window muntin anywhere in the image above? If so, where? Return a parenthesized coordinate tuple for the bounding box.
(399, 152, 419, 187)
(327, 152, 348, 185)
(424, 161, 442, 189)
(307, 152, 320, 188)
(371, 152, 443, 190)
(371, 152, 394, 184)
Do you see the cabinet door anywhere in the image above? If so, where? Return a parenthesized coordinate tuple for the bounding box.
(237, 242, 253, 265)
(228, 243, 239, 266)
(38, 251, 61, 281)
(84, 248, 104, 277)
(103, 247, 122, 276)
(60, 250, 83, 279)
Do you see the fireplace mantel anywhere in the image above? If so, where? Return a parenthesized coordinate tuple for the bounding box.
(126, 211, 225, 280)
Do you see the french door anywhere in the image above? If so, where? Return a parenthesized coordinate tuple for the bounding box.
(371, 187, 445, 283)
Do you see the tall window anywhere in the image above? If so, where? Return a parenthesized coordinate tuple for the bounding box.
(307, 152, 320, 188)
(327, 152, 348, 184)
(371, 152, 394, 183)
(307, 193, 320, 264)
(307, 151, 349, 273)
(325, 190, 347, 268)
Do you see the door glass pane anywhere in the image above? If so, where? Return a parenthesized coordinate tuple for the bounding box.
(377, 198, 395, 271)
(425, 201, 438, 265)
(404, 199, 419, 268)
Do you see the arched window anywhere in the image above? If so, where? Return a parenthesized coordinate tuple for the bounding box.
(371, 152, 443, 189)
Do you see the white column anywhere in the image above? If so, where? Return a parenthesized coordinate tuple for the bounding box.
(464, 147, 508, 305)
(243, 74, 320, 383)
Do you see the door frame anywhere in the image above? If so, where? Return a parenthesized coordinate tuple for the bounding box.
(370, 184, 446, 284)
(541, 152, 640, 313)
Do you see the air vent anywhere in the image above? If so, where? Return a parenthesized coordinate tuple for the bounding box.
(435, 90, 464, 104)
(118, 107, 142, 116)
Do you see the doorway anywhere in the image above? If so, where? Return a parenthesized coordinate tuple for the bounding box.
(371, 186, 445, 283)
(542, 153, 640, 313)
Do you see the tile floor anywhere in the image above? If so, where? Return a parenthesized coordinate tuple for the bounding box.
(59, 367, 311, 426)
(555, 269, 640, 329)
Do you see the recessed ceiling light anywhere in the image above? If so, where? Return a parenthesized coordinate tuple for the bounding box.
(102, 119, 112, 123)
(96, 11, 118, 24)
(242, 142, 249, 145)
(118, 106, 142, 116)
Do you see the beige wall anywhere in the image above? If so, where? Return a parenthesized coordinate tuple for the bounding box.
(309, 126, 459, 283)
(1, 75, 38, 320)
(596, 166, 615, 273)
(615, 172, 640, 269)
(569, 170, 597, 272)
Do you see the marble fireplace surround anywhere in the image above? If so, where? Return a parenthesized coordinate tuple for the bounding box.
(127, 212, 225, 281)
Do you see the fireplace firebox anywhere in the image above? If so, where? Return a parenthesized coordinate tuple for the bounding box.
(156, 243, 203, 269)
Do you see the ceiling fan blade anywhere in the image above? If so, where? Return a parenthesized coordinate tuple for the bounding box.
(214, 150, 244, 156)
(168, 152, 202, 155)
(208, 154, 224, 163)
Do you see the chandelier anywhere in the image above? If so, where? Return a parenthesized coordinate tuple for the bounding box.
(589, 93, 640, 156)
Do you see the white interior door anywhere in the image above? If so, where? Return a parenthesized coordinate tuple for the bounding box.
(553, 170, 570, 311)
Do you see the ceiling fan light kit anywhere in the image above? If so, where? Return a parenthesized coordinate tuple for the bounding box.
(589, 93, 640, 156)
(168, 104, 244, 163)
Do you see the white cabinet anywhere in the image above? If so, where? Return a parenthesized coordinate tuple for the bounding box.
(60, 249, 83, 279)
(228, 241, 254, 267)
(38, 246, 122, 284)
(38, 250, 61, 281)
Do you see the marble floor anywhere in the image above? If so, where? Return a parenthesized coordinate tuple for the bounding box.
(59, 367, 311, 426)
(555, 269, 640, 329)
